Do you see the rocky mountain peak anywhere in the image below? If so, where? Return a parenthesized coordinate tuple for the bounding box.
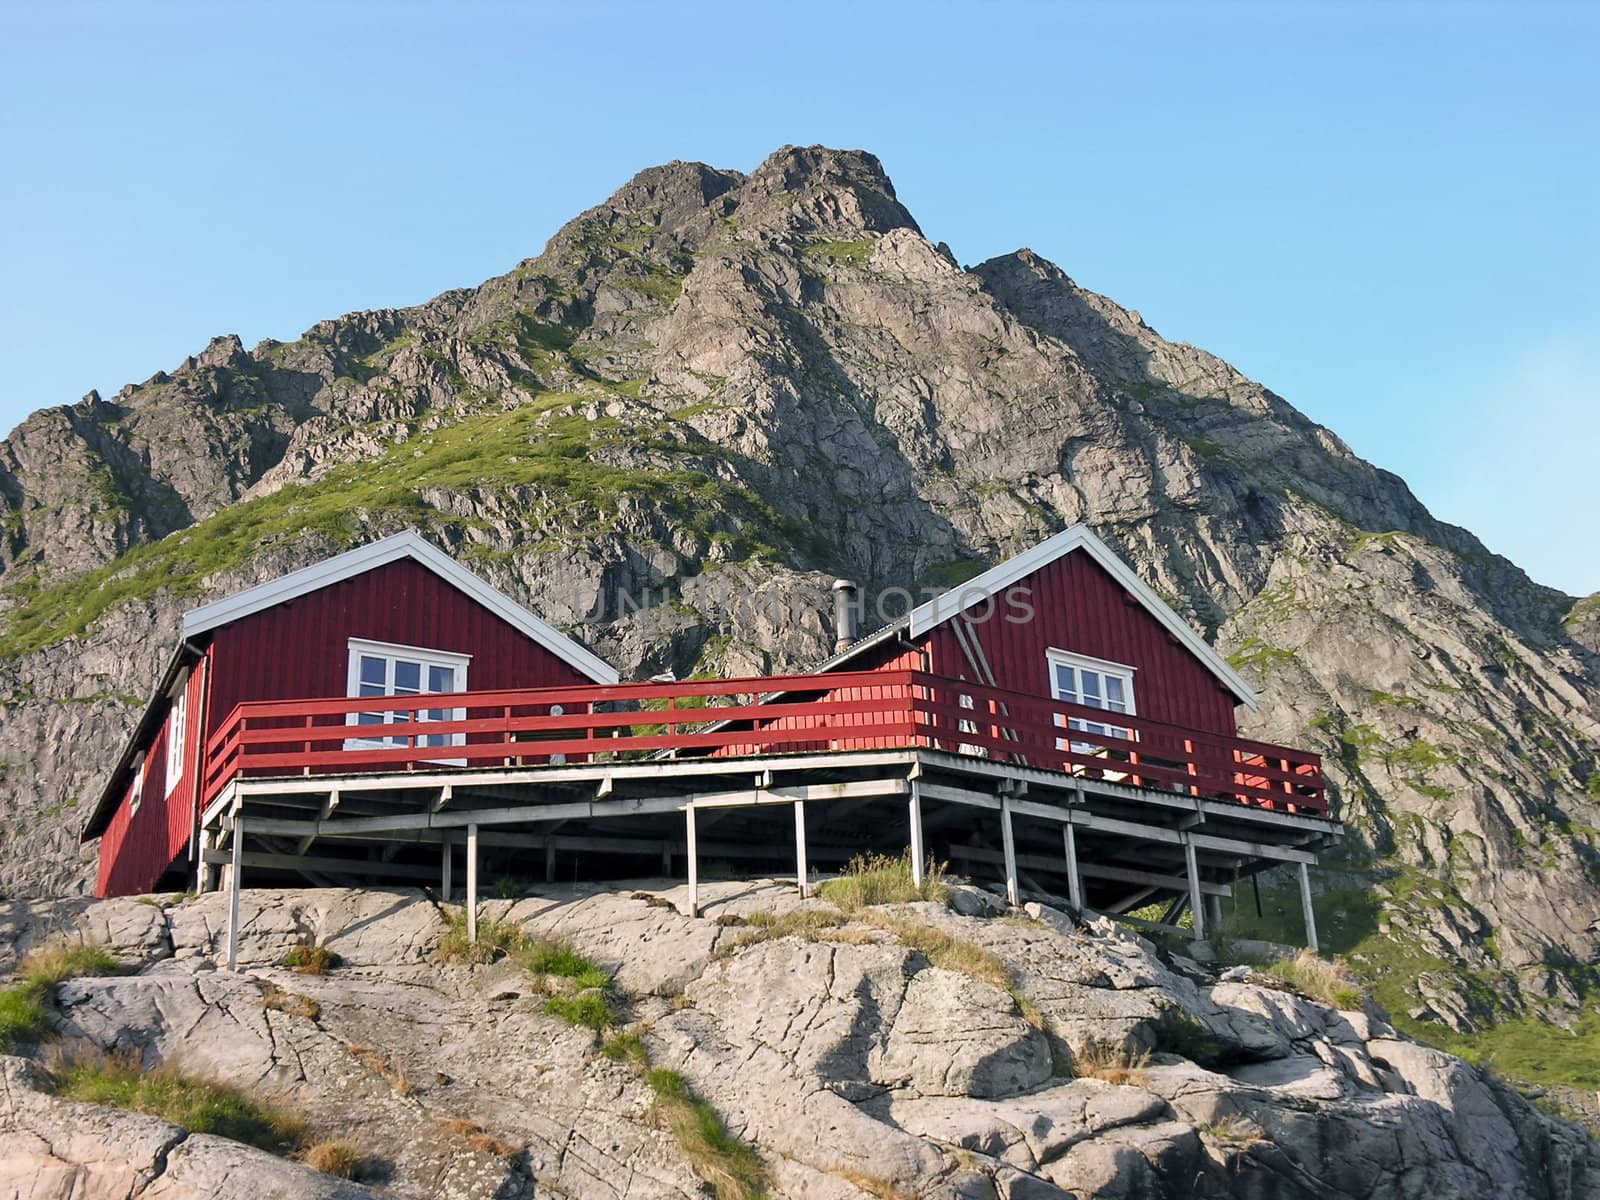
(735, 143, 920, 237)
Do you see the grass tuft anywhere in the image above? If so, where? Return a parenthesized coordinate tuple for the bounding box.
(437, 912, 618, 1029)
(601, 1030, 650, 1066)
(645, 1068, 769, 1199)
(260, 983, 321, 1021)
(47, 1045, 305, 1153)
(0, 940, 123, 1052)
(439, 1116, 519, 1157)
(300, 1138, 369, 1179)
(348, 1044, 416, 1095)
(1070, 1039, 1151, 1086)
(816, 852, 949, 911)
(1261, 949, 1365, 1010)
(282, 946, 337, 976)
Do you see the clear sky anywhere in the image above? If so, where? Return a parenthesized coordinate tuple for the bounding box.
(2, 1, 1595, 595)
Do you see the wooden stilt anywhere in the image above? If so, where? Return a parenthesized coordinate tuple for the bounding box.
(794, 800, 809, 898)
(466, 823, 479, 944)
(440, 837, 452, 902)
(1299, 862, 1319, 953)
(1000, 794, 1019, 908)
(1185, 839, 1206, 940)
(686, 804, 699, 918)
(545, 842, 556, 883)
(1062, 823, 1084, 911)
(908, 782, 925, 888)
(225, 816, 244, 971)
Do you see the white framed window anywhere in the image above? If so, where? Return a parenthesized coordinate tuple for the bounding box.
(1047, 648, 1136, 745)
(165, 677, 188, 795)
(345, 638, 471, 754)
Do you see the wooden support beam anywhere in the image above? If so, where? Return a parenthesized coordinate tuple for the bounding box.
(686, 804, 699, 918)
(1104, 885, 1158, 914)
(1299, 861, 1319, 953)
(433, 784, 453, 812)
(545, 841, 556, 883)
(466, 823, 479, 943)
(1185, 839, 1206, 940)
(204, 848, 455, 881)
(947, 844, 1231, 898)
(1000, 794, 1019, 908)
(225, 815, 244, 971)
(1062, 824, 1084, 911)
(794, 800, 809, 898)
(440, 837, 452, 901)
(908, 782, 925, 888)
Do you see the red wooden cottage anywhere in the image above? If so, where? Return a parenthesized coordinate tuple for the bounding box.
(81, 531, 619, 897)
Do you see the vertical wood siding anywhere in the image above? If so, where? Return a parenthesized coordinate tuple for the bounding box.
(922, 549, 1239, 736)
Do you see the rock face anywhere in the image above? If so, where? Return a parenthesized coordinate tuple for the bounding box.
(0, 144, 1596, 1055)
(1, 882, 1595, 1199)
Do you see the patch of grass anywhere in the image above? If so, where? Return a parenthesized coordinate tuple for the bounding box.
(714, 908, 854, 957)
(300, 1139, 370, 1179)
(1197, 1116, 1264, 1144)
(0, 940, 123, 1052)
(1261, 949, 1365, 1010)
(439, 1116, 518, 1158)
(601, 1030, 649, 1066)
(348, 1043, 416, 1096)
(800, 238, 875, 267)
(816, 852, 949, 911)
(1070, 1039, 1151, 1086)
(436, 912, 618, 1029)
(48, 1045, 305, 1153)
(830, 1170, 915, 1199)
(260, 983, 321, 1021)
(281, 945, 337, 976)
(645, 1067, 769, 1200)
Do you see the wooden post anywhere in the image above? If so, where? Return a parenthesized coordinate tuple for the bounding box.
(466, 823, 480, 944)
(225, 816, 244, 971)
(1185, 839, 1206, 940)
(908, 782, 925, 888)
(1298, 862, 1319, 953)
(1062, 823, 1084, 911)
(794, 800, 809, 898)
(545, 842, 556, 883)
(440, 837, 452, 902)
(1000, 794, 1019, 908)
(686, 804, 699, 918)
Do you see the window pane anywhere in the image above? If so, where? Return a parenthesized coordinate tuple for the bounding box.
(1105, 676, 1126, 711)
(1080, 670, 1103, 707)
(359, 682, 387, 698)
(428, 665, 455, 693)
(360, 655, 387, 687)
(357, 712, 383, 726)
(1054, 665, 1077, 702)
(394, 660, 422, 693)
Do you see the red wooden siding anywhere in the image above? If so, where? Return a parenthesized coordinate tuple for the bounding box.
(96, 655, 209, 897)
(204, 558, 592, 734)
(921, 548, 1239, 737)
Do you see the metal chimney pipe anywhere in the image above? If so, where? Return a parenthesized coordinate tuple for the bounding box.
(832, 579, 860, 653)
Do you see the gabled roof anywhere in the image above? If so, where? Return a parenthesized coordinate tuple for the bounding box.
(182, 530, 619, 685)
(821, 524, 1258, 710)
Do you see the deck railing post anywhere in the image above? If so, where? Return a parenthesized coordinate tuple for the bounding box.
(794, 800, 809, 898)
(1298, 861, 1319, 953)
(466, 823, 480, 944)
(908, 782, 925, 888)
(226, 815, 245, 971)
(1000, 794, 1019, 908)
(686, 803, 699, 918)
(1184, 839, 1206, 941)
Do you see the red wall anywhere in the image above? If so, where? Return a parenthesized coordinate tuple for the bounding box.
(204, 559, 592, 731)
(98, 558, 596, 896)
(96, 656, 209, 897)
(919, 549, 1239, 736)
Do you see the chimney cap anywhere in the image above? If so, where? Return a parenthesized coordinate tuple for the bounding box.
(832, 578, 859, 592)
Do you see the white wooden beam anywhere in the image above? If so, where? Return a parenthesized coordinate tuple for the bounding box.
(908, 782, 925, 888)
(794, 800, 809, 898)
(1063, 824, 1084, 911)
(686, 804, 699, 918)
(225, 815, 244, 971)
(1185, 839, 1206, 940)
(1299, 861, 1319, 953)
(1000, 794, 1019, 908)
(466, 823, 479, 944)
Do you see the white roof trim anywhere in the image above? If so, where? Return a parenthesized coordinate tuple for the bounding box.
(903, 525, 1258, 710)
(180, 530, 619, 685)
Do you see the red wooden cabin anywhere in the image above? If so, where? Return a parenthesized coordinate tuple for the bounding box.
(81, 531, 619, 897)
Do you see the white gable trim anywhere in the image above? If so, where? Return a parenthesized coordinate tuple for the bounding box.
(905, 525, 1257, 710)
(180, 530, 619, 685)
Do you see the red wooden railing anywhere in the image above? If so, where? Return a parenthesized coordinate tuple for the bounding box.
(201, 670, 1326, 815)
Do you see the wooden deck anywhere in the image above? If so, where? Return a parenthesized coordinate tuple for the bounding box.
(195, 671, 1335, 966)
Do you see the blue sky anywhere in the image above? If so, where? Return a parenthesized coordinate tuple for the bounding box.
(2, 1, 1595, 595)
